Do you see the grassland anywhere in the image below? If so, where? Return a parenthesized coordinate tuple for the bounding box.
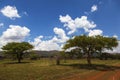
(0, 59, 120, 80)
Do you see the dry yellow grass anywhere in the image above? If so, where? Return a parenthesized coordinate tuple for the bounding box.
(0, 59, 120, 80)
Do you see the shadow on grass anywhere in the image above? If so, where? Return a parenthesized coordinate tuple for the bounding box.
(61, 63, 120, 71)
(4, 62, 30, 64)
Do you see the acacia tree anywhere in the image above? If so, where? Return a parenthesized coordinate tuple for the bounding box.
(63, 35, 118, 65)
(2, 42, 33, 63)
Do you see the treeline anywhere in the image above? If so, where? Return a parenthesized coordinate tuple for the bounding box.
(99, 53, 120, 60)
(1, 50, 120, 60)
(0, 50, 59, 60)
(61, 51, 120, 60)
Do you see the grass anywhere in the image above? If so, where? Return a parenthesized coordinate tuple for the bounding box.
(0, 59, 120, 80)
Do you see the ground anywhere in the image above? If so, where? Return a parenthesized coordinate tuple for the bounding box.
(0, 59, 120, 80)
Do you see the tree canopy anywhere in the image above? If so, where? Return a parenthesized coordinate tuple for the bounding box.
(63, 35, 118, 65)
(2, 42, 33, 63)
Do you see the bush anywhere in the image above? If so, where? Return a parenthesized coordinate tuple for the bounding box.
(29, 53, 40, 60)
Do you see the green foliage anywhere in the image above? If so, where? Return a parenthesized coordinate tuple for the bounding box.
(60, 51, 69, 63)
(63, 35, 118, 65)
(2, 42, 34, 63)
(29, 52, 40, 60)
(99, 53, 110, 60)
(99, 53, 120, 60)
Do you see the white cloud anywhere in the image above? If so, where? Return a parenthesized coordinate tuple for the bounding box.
(0, 23, 4, 27)
(30, 27, 69, 51)
(113, 35, 118, 38)
(53, 27, 69, 43)
(59, 15, 96, 35)
(75, 16, 96, 31)
(30, 36, 61, 51)
(1, 5, 21, 19)
(0, 25, 30, 48)
(32, 38, 61, 51)
(59, 14, 72, 23)
(88, 29, 103, 36)
(23, 11, 28, 16)
(1, 25, 30, 41)
(91, 5, 98, 12)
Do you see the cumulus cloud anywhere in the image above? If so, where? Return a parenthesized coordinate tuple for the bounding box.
(1, 5, 21, 19)
(31, 37, 61, 51)
(0, 23, 4, 27)
(113, 35, 118, 38)
(53, 27, 69, 42)
(1, 25, 30, 41)
(91, 5, 98, 12)
(30, 36, 61, 51)
(88, 29, 103, 36)
(0, 25, 30, 48)
(59, 15, 96, 35)
(30, 27, 69, 51)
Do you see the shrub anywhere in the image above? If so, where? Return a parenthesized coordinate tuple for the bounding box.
(29, 53, 40, 60)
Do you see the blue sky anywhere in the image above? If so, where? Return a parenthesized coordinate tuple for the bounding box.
(0, 0, 120, 51)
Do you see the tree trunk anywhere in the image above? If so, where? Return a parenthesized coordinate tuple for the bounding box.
(56, 59, 60, 65)
(56, 56, 60, 65)
(87, 52, 91, 65)
(18, 57, 21, 63)
(64, 57, 67, 63)
(17, 53, 22, 63)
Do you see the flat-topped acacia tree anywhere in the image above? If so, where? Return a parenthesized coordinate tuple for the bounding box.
(63, 35, 118, 65)
(2, 42, 33, 63)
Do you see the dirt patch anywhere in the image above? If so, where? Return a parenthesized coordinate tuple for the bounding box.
(59, 64, 120, 80)
(108, 64, 120, 80)
(59, 70, 107, 80)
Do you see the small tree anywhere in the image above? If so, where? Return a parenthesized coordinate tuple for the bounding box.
(2, 42, 33, 63)
(63, 35, 118, 65)
(56, 56, 60, 65)
(60, 51, 69, 63)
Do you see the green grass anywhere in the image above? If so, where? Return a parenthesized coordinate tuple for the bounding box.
(0, 59, 120, 80)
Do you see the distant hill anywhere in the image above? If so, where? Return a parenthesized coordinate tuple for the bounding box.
(0, 50, 60, 56)
(33, 50, 60, 57)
